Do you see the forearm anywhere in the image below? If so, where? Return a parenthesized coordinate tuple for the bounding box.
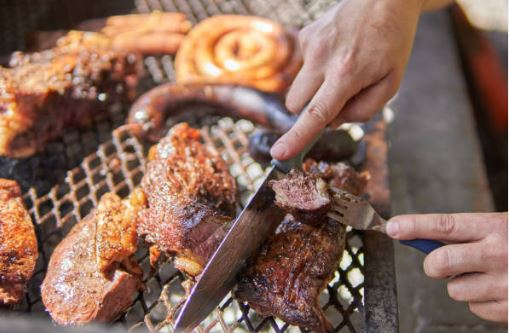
(422, 0, 455, 12)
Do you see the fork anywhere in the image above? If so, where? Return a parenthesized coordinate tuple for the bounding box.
(327, 187, 444, 254)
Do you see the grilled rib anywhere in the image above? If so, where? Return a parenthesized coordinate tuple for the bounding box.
(236, 160, 369, 333)
(0, 179, 38, 305)
(137, 123, 237, 277)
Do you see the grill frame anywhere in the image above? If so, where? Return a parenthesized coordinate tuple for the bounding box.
(0, 1, 398, 332)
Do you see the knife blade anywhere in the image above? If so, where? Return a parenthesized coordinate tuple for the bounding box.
(173, 165, 286, 332)
(173, 127, 325, 332)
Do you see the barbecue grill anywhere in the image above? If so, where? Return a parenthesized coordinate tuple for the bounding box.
(0, 1, 398, 332)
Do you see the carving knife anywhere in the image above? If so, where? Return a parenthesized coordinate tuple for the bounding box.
(173, 129, 324, 332)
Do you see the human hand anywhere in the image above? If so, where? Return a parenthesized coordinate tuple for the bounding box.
(386, 212, 508, 323)
(270, 0, 425, 160)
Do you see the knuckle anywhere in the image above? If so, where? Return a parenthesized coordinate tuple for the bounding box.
(332, 51, 357, 77)
(288, 126, 306, 142)
(306, 103, 331, 124)
(435, 214, 457, 236)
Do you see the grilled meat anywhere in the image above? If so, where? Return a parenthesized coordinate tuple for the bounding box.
(41, 192, 144, 325)
(236, 161, 369, 333)
(269, 169, 331, 225)
(137, 123, 236, 277)
(27, 12, 192, 55)
(0, 31, 141, 158)
(0, 179, 38, 305)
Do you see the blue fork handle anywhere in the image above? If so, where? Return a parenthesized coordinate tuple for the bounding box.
(399, 239, 445, 254)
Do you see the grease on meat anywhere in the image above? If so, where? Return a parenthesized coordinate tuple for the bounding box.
(41, 192, 143, 325)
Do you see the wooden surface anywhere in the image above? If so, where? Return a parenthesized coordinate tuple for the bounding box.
(387, 9, 504, 333)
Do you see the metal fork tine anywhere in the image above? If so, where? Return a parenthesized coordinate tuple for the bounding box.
(330, 187, 360, 202)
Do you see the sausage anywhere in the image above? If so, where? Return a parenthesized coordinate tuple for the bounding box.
(175, 15, 302, 93)
(127, 83, 297, 141)
(26, 12, 192, 55)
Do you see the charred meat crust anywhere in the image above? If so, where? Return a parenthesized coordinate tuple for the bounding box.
(137, 123, 236, 277)
(236, 216, 345, 333)
(0, 179, 38, 305)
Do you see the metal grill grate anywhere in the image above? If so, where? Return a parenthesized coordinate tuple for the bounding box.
(18, 114, 366, 332)
(0, 1, 397, 332)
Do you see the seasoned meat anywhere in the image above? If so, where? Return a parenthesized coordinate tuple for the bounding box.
(236, 161, 369, 333)
(269, 169, 331, 225)
(96, 189, 146, 276)
(0, 31, 141, 158)
(0, 179, 38, 304)
(41, 192, 143, 325)
(138, 123, 236, 277)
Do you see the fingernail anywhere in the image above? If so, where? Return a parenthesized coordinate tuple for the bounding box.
(270, 142, 287, 159)
(386, 220, 400, 237)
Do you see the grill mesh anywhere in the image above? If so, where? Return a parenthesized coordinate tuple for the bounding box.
(1, 0, 396, 332)
(18, 115, 366, 332)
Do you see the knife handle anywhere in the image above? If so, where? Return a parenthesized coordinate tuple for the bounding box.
(400, 239, 445, 254)
(272, 128, 325, 173)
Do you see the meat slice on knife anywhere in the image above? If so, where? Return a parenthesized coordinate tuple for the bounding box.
(137, 123, 236, 277)
(41, 191, 145, 325)
(236, 161, 369, 333)
(0, 179, 38, 305)
(269, 169, 331, 225)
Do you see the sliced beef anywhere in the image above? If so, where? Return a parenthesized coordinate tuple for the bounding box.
(269, 169, 331, 225)
(0, 179, 38, 304)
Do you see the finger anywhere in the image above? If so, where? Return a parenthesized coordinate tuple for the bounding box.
(271, 78, 354, 160)
(469, 300, 508, 323)
(423, 243, 488, 279)
(447, 273, 507, 302)
(330, 74, 395, 127)
(386, 213, 497, 242)
(285, 62, 324, 114)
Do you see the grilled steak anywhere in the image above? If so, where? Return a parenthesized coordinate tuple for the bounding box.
(137, 123, 236, 277)
(0, 179, 38, 304)
(41, 192, 144, 325)
(269, 169, 331, 225)
(0, 31, 141, 158)
(236, 161, 369, 333)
